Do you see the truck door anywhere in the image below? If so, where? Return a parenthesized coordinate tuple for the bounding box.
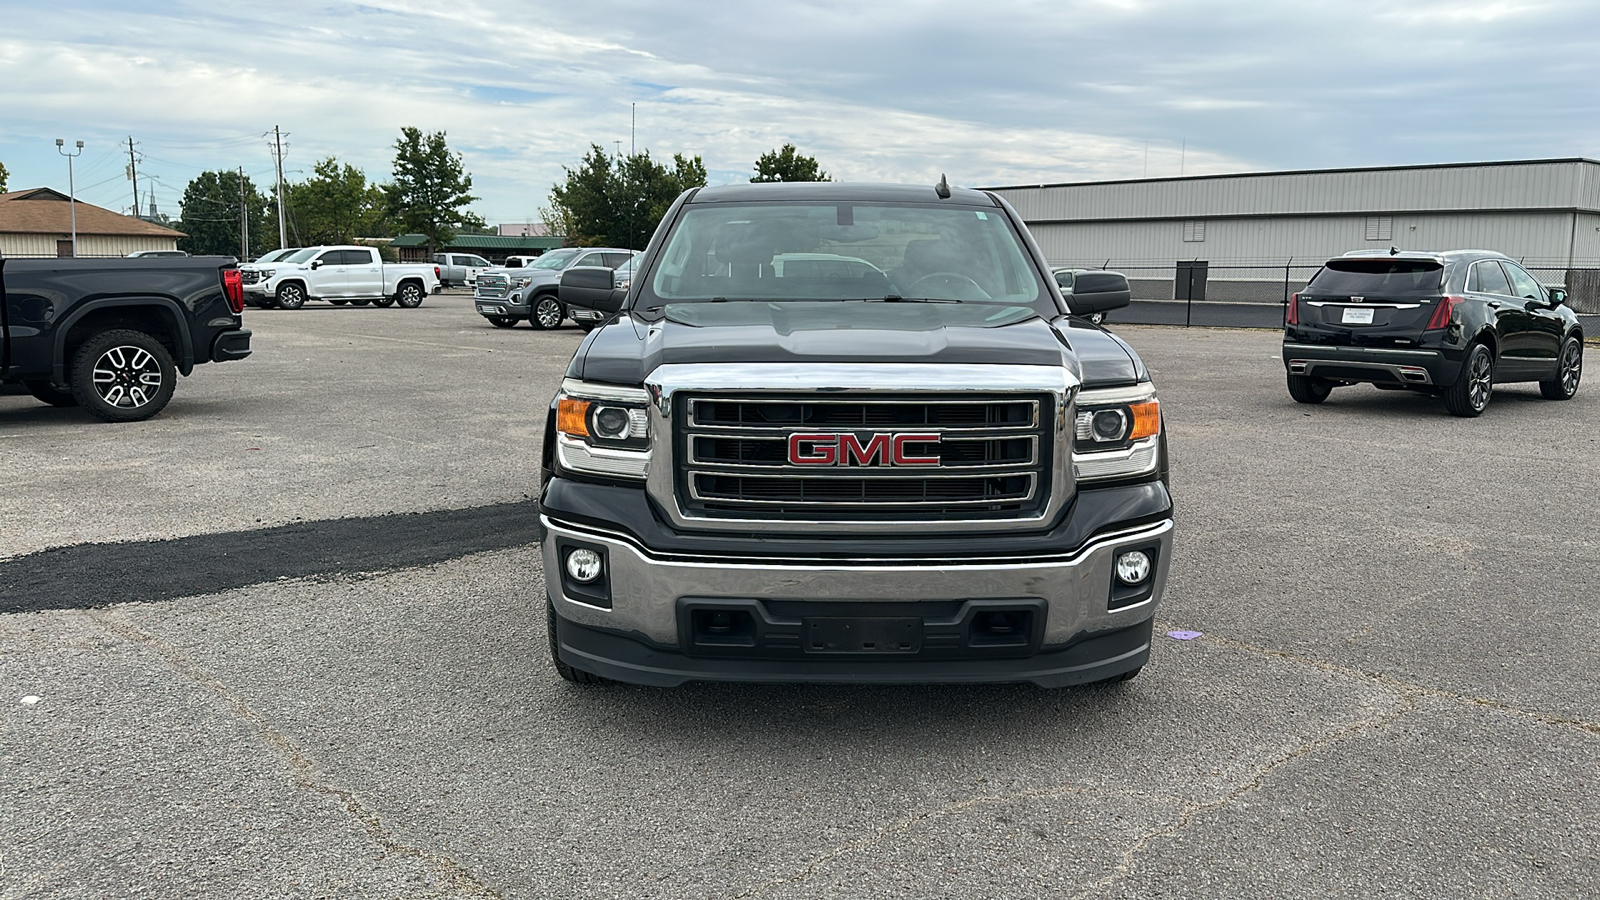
(307, 248, 347, 297)
(344, 248, 383, 297)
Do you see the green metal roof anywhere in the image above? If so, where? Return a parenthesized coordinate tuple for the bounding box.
(390, 233, 565, 250)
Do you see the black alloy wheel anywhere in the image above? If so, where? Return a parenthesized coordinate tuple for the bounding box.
(24, 380, 77, 407)
(1444, 342, 1493, 417)
(1540, 336, 1583, 400)
(69, 329, 177, 423)
(530, 295, 564, 330)
(1286, 373, 1333, 404)
(488, 316, 517, 328)
(275, 283, 307, 310)
(395, 282, 425, 308)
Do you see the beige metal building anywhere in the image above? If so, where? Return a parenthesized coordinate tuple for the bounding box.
(0, 188, 184, 258)
(986, 159, 1600, 311)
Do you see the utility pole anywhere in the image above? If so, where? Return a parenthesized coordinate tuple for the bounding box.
(239, 166, 249, 260)
(273, 125, 287, 248)
(127, 136, 140, 218)
(630, 103, 636, 250)
(55, 138, 84, 257)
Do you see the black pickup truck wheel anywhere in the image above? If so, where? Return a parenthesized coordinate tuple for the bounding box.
(69, 329, 177, 423)
(24, 380, 77, 407)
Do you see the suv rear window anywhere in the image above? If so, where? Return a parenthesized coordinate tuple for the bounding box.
(1308, 259, 1444, 296)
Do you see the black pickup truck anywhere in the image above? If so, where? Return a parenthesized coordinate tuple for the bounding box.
(539, 181, 1172, 688)
(1, 257, 252, 422)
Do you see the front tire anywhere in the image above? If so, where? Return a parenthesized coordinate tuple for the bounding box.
(395, 281, 425, 308)
(1287, 373, 1333, 404)
(548, 602, 605, 685)
(275, 283, 307, 310)
(372, 295, 396, 308)
(1540, 336, 1583, 400)
(530, 294, 564, 330)
(1444, 342, 1493, 417)
(24, 380, 77, 407)
(68, 329, 177, 423)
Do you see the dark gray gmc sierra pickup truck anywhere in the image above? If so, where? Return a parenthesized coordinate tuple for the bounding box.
(539, 181, 1172, 688)
(1, 257, 252, 422)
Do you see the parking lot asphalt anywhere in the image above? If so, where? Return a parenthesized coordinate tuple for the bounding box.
(2, 294, 1596, 898)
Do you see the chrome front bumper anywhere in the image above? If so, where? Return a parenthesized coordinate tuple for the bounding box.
(541, 515, 1174, 649)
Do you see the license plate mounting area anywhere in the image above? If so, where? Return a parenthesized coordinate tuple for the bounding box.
(803, 617, 922, 654)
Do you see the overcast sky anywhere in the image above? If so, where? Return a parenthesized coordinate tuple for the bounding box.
(3, 0, 1598, 225)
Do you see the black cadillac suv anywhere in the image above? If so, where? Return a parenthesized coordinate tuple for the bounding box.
(1282, 250, 1583, 416)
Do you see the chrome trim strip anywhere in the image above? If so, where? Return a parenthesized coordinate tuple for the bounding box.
(1283, 343, 1442, 360)
(688, 473, 1038, 506)
(555, 434, 650, 479)
(1303, 302, 1422, 309)
(542, 513, 1169, 568)
(687, 398, 1041, 431)
(560, 378, 651, 404)
(643, 363, 1080, 535)
(1287, 359, 1435, 386)
(1074, 382, 1157, 406)
(1072, 436, 1161, 482)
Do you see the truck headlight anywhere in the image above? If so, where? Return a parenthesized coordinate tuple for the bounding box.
(516, 277, 533, 288)
(1072, 384, 1161, 482)
(260, 268, 276, 278)
(554, 379, 651, 479)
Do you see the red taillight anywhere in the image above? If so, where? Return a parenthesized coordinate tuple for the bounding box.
(434, 266, 441, 280)
(1286, 292, 1300, 326)
(1426, 295, 1462, 330)
(222, 268, 244, 314)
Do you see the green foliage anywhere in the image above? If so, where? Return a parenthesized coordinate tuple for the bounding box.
(384, 127, 480, 255)
(288, 156, 387, 245)
(547, 144, 708, 248)
(175, 170, 275, 257)
(0, 159, 8, 193)
(751, 144, 830, 183)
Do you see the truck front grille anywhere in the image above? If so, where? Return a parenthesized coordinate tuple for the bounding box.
(676, 395, 1051, 521)
(475, 274, 509, 299)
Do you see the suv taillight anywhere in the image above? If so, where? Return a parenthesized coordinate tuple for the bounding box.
(1286, 292, 1300, 326)
(222, 268, 244, 314)
(1426, 296, 1462, 330)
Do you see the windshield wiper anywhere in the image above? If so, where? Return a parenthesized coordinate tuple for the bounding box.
(875, 294, 959, 303)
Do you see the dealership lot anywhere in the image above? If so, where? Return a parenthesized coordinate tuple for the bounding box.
(2, 293, 1596, 898)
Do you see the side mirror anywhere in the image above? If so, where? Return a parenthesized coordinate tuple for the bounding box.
(1548, 287, 1568, 308)
(309, 259, 323, 270)
(1066, 270, 1131, 316)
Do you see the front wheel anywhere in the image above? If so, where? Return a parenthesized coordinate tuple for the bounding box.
(530, 294, 564, 330)
(68, 329, 177, 423)
(1287, 373, 1333, 404)
(372, 295, 396, 308)
(395, 281, 425, 308)
(275, 283, 307, 310)
(1540, 336, 1583, 400)
(488, 316, 517, 329)
(1444, 342, 1493, 417)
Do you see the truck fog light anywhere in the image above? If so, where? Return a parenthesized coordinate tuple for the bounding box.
(566, 548, 603, 583)
(1115, 550, 1151, 586)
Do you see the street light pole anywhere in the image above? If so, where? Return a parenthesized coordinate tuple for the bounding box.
(55, 138, 84, 258)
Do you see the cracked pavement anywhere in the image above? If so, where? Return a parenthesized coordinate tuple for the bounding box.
(2, 302, 1596, 898)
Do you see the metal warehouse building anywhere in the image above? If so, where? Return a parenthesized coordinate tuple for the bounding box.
(986, 158, 1600, 312)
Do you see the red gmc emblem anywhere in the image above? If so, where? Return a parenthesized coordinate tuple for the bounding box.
(787, 432, 941, 466)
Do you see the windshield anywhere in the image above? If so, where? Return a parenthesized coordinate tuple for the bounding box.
(1309, 259, 1444, 296)
(530, 248, 582, 270)
(282, 248, 323, 264)
(644, 202, 1049, 307)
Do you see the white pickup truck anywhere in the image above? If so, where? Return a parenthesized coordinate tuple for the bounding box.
(241, 245, 440, 309)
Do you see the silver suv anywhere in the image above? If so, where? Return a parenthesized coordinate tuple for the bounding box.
(473, 247, 637, 329)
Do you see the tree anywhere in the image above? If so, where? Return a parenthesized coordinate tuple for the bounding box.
(384, 127, 479, 255)
(288, 156, 387, 245)
(175, 170, 274, 257)
(751, 144, 830, 183)
(547, 144, 707, 248)
(0, 160, 8, 193)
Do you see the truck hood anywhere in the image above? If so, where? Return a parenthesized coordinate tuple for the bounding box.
(572, 302, 1144, 389)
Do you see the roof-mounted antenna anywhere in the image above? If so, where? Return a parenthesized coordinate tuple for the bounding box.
(935, 174, 951, 199)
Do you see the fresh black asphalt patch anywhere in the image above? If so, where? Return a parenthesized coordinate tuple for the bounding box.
(0, 501, 543, 614)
